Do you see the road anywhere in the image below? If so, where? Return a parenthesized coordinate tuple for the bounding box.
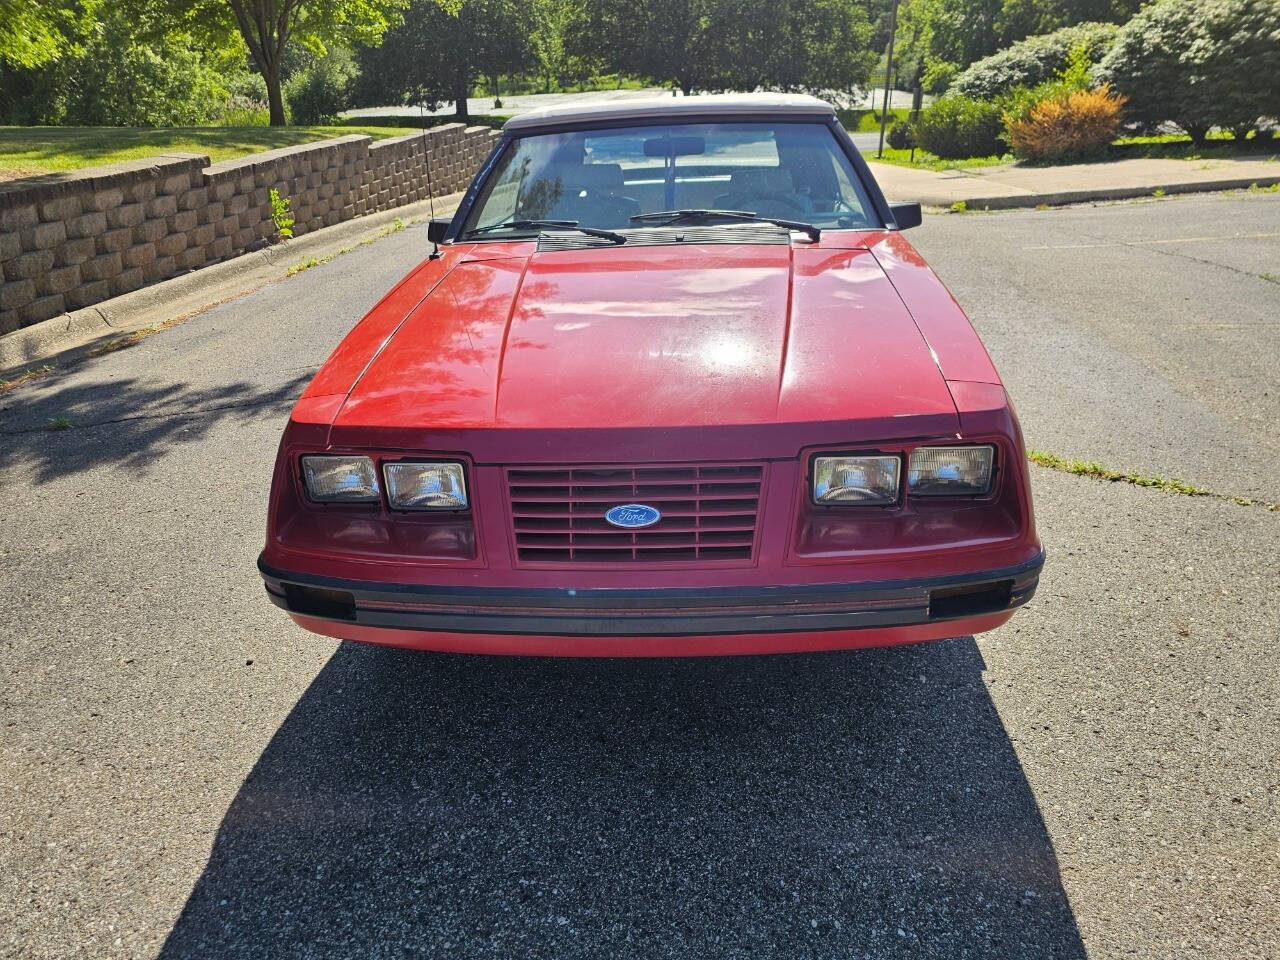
(1, 194, 1277, 959)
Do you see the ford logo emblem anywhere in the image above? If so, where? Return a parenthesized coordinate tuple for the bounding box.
(604, 503, 661, 529)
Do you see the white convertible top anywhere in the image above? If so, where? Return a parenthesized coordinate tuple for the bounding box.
(502, 93, 836, 133)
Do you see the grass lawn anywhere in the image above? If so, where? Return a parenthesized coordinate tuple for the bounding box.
(0, 125, 423, 178)
(861, 131, 1279, 172)
(860, 145, 1011, 170)
(838, 107, 911, 133)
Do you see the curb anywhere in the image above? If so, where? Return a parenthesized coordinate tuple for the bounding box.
(905, 174, 1280, 211)
(0, 192, 463, 376)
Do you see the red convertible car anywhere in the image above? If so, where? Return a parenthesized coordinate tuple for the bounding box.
(259, 94, 1043, 656)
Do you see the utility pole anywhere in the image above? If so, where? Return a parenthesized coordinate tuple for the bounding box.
(877, 0, 900, 159)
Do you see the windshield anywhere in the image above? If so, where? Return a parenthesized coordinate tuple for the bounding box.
(461, 121, 878, 238)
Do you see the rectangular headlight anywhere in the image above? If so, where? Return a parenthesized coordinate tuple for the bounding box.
(908, 445, 995, 496)
(383, 461, 468, 510)
(301, 455, 380, 502)
(812, 455, 901, 505)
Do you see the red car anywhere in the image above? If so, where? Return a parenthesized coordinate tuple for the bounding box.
(259, 94, 1043, 657)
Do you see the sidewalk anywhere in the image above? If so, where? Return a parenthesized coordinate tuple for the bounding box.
(867, 156, 1280, 209)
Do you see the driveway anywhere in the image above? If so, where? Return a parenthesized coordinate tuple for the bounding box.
(1, 194, 1276, 959)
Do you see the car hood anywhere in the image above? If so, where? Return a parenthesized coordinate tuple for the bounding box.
(331, 243, 959, 435)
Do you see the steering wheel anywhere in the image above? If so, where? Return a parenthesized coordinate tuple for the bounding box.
(729, 191, 809, 217)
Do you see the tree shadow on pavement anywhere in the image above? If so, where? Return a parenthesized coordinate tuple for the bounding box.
(0, 371, 311, 483)
(160, 637, 1085, 959)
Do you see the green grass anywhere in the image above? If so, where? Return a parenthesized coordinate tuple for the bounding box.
(1110, 130, 1280, 162)
(0, 124, 424, 177)
(837, 107, 911, 133)
(287, 216, 407, 277)
(1027, 450, 1278, 511)
(860, 129, 1280, 172)
(863, 144, 1012, 171)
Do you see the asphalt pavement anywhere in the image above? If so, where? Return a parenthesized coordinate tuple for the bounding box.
(1, 193, 1277, 959)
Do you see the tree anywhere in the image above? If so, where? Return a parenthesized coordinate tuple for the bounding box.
(528, 0, 580, 92)
(1095, 0, 1280, 142)
(160, 0, 409, 124)
(575, 0, 874, 96)
(354, 0, 532, 118)
(0, 0, 89, 69)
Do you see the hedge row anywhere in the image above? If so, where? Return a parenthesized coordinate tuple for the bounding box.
(951, 22, 1119, 101)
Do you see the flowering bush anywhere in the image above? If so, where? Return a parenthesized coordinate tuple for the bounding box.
(1006, 85, 1127, 161)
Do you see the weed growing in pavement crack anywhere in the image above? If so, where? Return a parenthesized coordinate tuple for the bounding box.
(47, 416, 71, 430)
(286, 217, 411, 277)
(1248, 181, 1280, 193)
(1027, 450, 1278, 511)
(0, 365, 54, 394)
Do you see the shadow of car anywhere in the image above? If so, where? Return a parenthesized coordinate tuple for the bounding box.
(160, 637, 1084, 958)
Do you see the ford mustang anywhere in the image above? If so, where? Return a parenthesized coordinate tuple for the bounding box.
(258, 93, 1044, 656)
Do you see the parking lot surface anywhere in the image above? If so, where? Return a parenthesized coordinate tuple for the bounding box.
(1, 193, 1277, 959)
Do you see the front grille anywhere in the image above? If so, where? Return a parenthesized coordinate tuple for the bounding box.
(507, 463, 765, 563)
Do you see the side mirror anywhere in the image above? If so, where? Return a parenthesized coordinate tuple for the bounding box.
(888, 202, 922, 230)
(427, 219, 451, 244)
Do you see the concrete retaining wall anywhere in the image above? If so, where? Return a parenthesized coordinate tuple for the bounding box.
(0, 125, 499, 334)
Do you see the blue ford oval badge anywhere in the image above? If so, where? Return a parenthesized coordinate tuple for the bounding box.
(604, 503, 661, 529)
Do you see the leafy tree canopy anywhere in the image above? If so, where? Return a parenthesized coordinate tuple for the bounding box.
(574, 0, 874, 97)
(0, 0, 95, 69)
(150, 0, 412, 124)
(354, 0, 534, 117)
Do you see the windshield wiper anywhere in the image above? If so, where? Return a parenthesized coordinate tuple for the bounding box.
(465, 219, 625, 244)
(629, 209, 821, 241)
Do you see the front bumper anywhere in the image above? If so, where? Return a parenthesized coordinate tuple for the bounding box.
(258, 550, 1044, 655)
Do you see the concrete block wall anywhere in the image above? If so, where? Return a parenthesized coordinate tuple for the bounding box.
(0, 125, 500, 335)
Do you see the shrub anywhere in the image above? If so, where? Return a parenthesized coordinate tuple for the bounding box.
(225, 71, 269, 104)
(285, 51, 356, 125)
(913, 96, 1005, 159)
(886, 120, 915, 150)
(952, 22, 1119, 101)
(34, 11, 230, 126)
(921, 60, 958, 95)
(1096, 0, 1280, 142)
(214, 95, 271, 126)
(1006, 85, 1127, 161)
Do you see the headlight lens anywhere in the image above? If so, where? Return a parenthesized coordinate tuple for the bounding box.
(812, 455, 901, 505)
(908, 445, 995, 496)
(383, 461, 468, 510)
(301, 455, 380, 502)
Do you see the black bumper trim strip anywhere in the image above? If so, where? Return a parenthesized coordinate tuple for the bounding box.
(258, 551, 1044, 637)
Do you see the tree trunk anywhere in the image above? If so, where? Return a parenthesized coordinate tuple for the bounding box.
(266, 64, 286, 126)
(454, 82, 470, 119)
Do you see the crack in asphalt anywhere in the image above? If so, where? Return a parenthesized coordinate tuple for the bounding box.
(1027, 451, 1279, 512)
(1078, 229, 1278, 284)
